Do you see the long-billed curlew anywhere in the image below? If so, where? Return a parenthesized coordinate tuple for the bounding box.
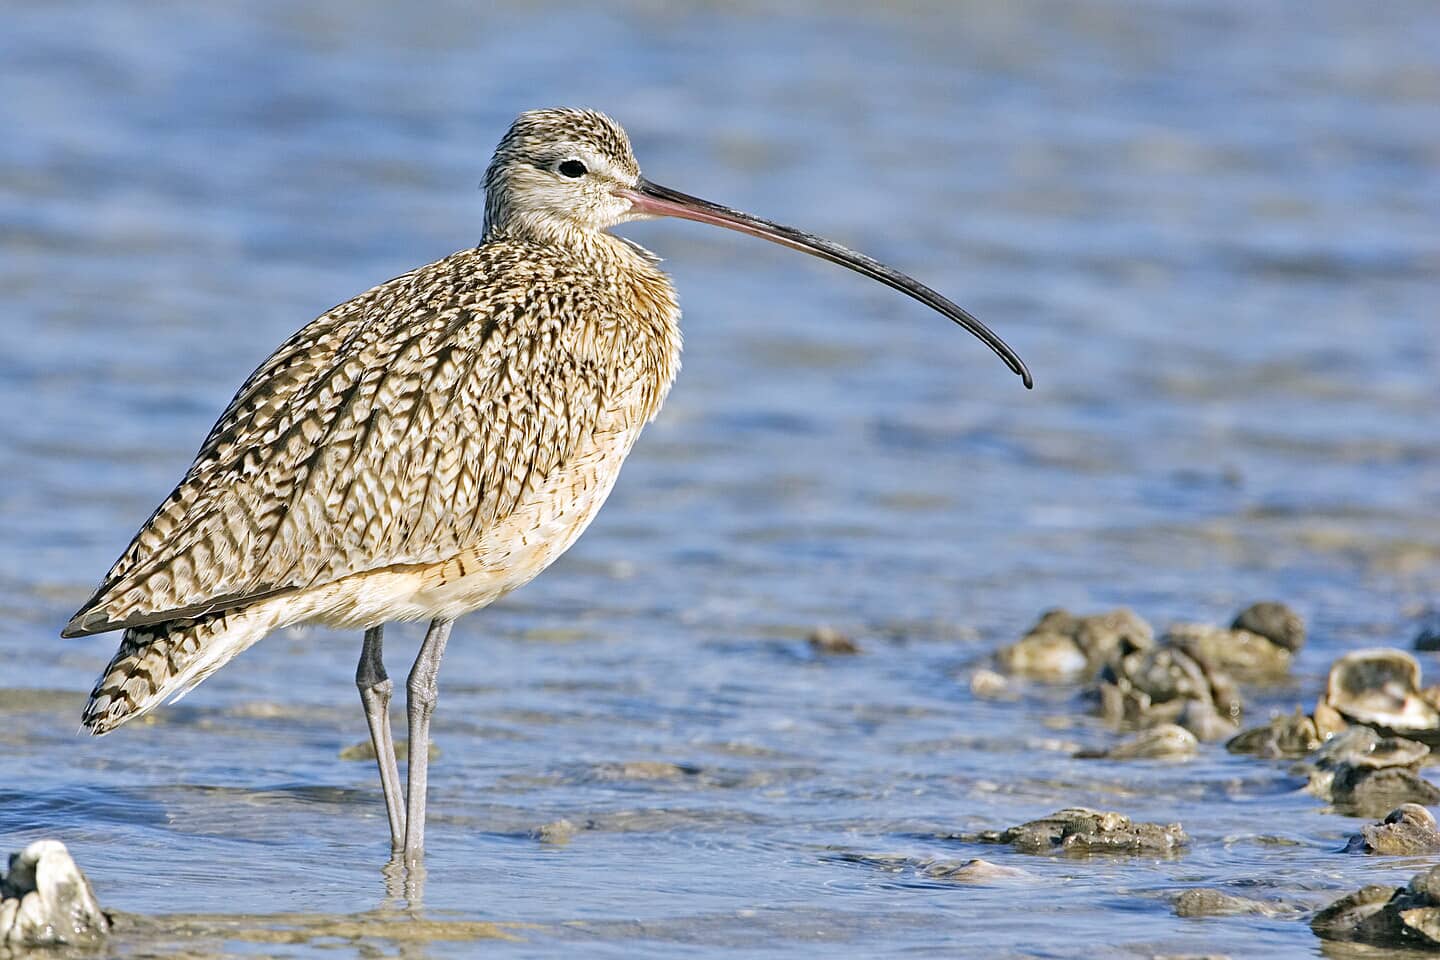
(63, 108, 1031, 861)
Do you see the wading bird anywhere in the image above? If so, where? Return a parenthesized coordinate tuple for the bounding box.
(63, 108, 1031, 861)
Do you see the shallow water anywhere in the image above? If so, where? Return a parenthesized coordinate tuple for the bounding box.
(2, 0, 1438, 956)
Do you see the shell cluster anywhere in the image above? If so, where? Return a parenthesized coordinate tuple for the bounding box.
(980, 599, 1440, 950)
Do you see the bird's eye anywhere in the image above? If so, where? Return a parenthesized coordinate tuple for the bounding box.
(557, 159, 587, 178)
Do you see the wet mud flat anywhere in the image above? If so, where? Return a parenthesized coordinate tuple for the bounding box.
(13, 603, 1440, 957)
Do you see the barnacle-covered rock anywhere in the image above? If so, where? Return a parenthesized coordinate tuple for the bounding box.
(996, 608, 1152, 680)
(1228, 708, 1324, 758)
(1097, 643, 1242, 736)
(1164, 622, 1291, 680)
(997, 627, 1087, 679)
(1312, 883, 1404, 944)
(1227, 704, 1346, 758)
(1331, 767, 1440, 815)
(1345, 804, 1440, 855)
(1306, 727, 1440, 815)
(1075, 723, 1197, 760)
(1069, 608, 1154, 667)
(969, 807, 1186, 856)
(1313, 865, 1440, 948)
(0, 840, 109, 949)
(1232, 601, 1305, 652)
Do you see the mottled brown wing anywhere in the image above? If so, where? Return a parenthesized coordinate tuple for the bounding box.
(63, 245, 616, 636)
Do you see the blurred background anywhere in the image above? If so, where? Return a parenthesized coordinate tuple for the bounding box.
(1, 1, 1437, 956)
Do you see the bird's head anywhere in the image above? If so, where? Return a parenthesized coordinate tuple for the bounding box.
(483, 108, 643, 242)
(482, 107, 1033, 389)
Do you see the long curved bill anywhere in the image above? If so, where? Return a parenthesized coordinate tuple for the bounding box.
(618, 177, 1032, 389)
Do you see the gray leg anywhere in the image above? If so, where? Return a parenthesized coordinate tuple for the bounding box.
(357, 625, 406, 849)
(403, 617, 453, 859)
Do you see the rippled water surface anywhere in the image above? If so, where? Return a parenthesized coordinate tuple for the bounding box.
(2, 1, 1438, 956)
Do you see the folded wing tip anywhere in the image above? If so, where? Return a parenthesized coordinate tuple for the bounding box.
(61, 612, 101, 638)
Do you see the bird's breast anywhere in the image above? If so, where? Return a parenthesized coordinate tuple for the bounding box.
(615, 259, 683, 426)
(308, 391, 649, 628)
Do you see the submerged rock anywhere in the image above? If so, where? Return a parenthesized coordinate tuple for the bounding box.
(531, 819, 581, 845)
(807, 626, 860, 656)
(996, 608, 1152, 680)
(589, 761, 699, 782)
(968, 668, 1013, 700)
(1346, 804, 1440, 855)
(921, 858, 1032, 883)
(1231, 601, 1305, 653)
(1075, 723, 1197, 760)
(1173, 888, 1299, 919)
(970, 807, 1186, 856)
(1314, 865, 1440, 948)
(1323, 648, 1440, 739)
(0, 840, 109, 949)
(828, 851, 1033, 885)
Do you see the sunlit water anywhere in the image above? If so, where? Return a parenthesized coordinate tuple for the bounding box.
(2, 1, 1438, 956)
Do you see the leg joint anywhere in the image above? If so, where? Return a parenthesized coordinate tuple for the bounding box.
(357, 662, 390, 690)
(406, 672, 440, 708)
(360, 676, 394, 701)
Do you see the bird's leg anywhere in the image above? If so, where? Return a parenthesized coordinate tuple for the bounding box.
(403, 616, 453, 860)
(356, 624, 406, 849)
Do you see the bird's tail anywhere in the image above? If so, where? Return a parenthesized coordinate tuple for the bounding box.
(81, 605, 275, 735)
